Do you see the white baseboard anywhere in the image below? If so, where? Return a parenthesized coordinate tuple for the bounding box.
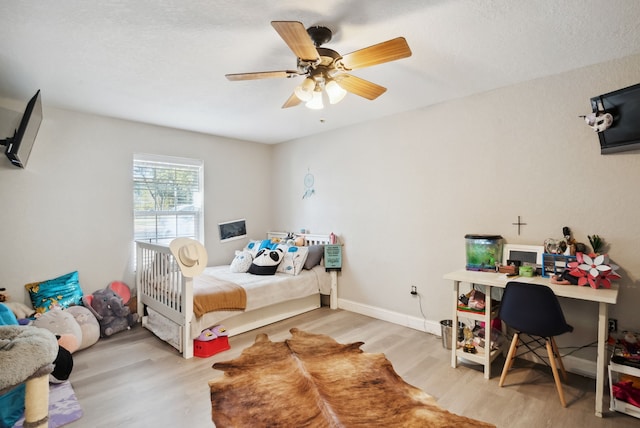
(337, 298, 597, 379)
(338, 298, 442, 337)
(564, 356, 596, 379)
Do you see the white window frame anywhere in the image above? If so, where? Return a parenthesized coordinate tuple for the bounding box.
(133, 153, 204, 244)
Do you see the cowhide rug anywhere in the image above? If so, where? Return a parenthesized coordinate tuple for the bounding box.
(209, 328, 495, 427)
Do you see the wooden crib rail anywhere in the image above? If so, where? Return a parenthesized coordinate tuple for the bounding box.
(135, 241, 193, 356)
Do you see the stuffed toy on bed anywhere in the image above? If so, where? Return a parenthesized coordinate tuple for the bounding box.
(82, 281, 139, 337)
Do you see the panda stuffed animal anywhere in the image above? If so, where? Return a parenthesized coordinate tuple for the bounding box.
(248, 247, 284, 275)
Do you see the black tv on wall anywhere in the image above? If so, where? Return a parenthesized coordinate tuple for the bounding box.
(590, 83, 640, 154)
(1, 89, 42, 168)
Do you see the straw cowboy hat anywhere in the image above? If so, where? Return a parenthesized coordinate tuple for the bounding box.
(169, 238, 207, 277)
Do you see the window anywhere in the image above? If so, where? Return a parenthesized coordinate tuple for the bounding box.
(133, 154, 204, 244)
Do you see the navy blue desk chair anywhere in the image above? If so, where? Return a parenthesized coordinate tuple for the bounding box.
(498, 281, 574, 407)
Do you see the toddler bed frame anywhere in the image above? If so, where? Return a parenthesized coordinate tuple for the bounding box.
(135, 232, 338, 358)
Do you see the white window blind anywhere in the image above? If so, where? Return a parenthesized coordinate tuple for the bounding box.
(133, 154, 204, 244)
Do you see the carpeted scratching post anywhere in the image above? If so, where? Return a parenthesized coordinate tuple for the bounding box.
(0, 326, 58, 428)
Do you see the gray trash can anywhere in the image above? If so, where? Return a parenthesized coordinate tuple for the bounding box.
(440, 320, 465, 349)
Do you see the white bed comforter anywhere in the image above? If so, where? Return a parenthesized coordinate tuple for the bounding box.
(188, 265, 331, 338)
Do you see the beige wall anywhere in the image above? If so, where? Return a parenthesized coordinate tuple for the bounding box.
(272, 53, 640, 364)
(0, 107, 273, 296)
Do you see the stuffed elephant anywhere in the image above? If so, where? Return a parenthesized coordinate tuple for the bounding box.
(82, 281, 138, 337)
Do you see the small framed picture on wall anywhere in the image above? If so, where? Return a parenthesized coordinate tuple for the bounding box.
(218, 218, 247, 242)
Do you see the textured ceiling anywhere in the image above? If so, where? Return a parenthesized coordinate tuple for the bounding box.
(1, 1, 640, 144)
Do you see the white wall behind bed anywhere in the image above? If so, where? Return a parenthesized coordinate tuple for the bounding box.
(0, 106, 273, 301)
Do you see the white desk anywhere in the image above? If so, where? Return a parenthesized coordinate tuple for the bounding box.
(443, 269, 618, 417)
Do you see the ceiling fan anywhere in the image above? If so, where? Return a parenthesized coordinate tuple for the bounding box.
(225, 21, 412, 109)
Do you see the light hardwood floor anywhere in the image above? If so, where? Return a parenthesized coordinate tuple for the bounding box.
(69, 308, 638, 427)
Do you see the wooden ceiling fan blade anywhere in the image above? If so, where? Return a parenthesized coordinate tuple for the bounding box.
(225, 70, 301, 81)
(282, 92, 303, 109)
(271, 21, 320, 61)
(339, 37, 412, 70)
(335, 74, 387, 100)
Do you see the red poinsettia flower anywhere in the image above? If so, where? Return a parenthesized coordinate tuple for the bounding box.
(567, 252, 620, 289)
(596, 269, 620, 289)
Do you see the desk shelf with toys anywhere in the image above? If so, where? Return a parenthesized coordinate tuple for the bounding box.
(448, 233, 620, 381)
(454, 287, 503, 369)
(608, 332, 640, 419)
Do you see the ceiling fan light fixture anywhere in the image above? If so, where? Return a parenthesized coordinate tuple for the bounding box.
(226, 21, 412, 111)
(294, 77, 315, 102)
(306, 89, 324, 110)
(325, 80, 347, 104)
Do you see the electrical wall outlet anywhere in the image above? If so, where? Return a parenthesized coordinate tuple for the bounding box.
(410, 285, 418, 296)
(608, 318, 617, 333)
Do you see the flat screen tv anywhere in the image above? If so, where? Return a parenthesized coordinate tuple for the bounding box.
(0, 90, 42, 168)
(590, 83, 640, 154)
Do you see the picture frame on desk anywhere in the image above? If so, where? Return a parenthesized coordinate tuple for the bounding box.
(502, 244, 544, 267)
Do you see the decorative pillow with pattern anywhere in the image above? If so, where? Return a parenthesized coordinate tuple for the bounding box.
(243, 240, 267, 258)
(248, 248, 284, 275)
(25, 271, 84, 314)
(277, 245, 309, 276)
(230, 250, 253, 273)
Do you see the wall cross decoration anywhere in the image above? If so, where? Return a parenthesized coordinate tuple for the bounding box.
(512, 215, 527, 235)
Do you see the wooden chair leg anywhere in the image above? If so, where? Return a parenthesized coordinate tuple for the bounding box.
(545, 339, 567, 407)
(499, 333, 520, 387)
(550, 337, 568, 381)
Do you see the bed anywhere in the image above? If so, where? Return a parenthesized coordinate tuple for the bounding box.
(135, 232, 339, 358)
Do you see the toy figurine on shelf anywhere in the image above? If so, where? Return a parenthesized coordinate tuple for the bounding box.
(462, 325, 477, 354)
(545, 226, 587, 256)
(563, 226, 587, 255)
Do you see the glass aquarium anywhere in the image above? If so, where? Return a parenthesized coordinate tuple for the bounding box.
(465, 234, 503, 271)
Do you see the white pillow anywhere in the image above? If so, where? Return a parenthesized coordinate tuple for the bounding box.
(277, 245, 309, 275)
(230, 250, 253, 273)
(243, 240, 263, 258)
